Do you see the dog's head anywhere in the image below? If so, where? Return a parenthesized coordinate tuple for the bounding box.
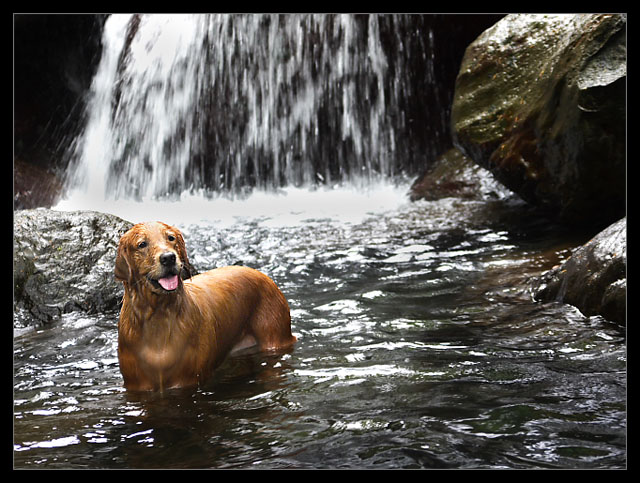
(115, 221, 193, 294)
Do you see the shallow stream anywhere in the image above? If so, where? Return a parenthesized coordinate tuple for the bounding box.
(13, 185, 626, 468)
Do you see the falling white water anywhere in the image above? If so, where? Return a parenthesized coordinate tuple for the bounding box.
(64, 14, 210, 203)
(61, 14, 431, 204)
(65, 14, 131, 202)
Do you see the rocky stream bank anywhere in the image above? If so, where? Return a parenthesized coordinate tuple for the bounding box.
(412, 13, 626, 324)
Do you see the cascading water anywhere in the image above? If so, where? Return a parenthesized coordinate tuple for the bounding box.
(63, 14, 438, 203)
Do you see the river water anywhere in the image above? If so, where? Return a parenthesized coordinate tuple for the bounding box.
(14, 184, 626, 468)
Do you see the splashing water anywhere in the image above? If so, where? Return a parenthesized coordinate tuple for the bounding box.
(62, 14, 431, 206)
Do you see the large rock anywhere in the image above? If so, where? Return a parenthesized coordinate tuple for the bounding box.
(14, 209, 133, 327)
(451, 14, 626, 225)
(409, 147, 512, 201)
(532, 217, 626, 325)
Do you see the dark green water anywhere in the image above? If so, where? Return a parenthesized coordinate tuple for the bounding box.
(13, 188, 626, 468)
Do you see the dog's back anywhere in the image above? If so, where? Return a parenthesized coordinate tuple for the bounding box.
(116, 222, 295, 391)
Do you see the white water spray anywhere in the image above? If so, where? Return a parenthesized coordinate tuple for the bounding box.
(58, 14, 434, 220)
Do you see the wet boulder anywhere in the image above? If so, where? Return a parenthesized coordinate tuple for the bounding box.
(532, 217, 626, 325)
(409, 147, 512, 201)
(14, 209, 133, 327)
(451, 14, 626, 226)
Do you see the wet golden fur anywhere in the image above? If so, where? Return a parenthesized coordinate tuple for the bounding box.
(115, 221, 295, 391)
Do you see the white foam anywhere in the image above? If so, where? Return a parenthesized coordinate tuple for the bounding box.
(54, 181, 410, 228)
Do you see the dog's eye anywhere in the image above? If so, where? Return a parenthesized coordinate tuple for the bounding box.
(137, 241, 148, 249)
(167, 235, 175, 242)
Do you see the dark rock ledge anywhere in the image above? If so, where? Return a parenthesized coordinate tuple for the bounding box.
(531, 217, 626, 325)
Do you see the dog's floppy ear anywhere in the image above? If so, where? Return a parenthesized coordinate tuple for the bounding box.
(174, 229, 195, 279)
(115, 233, 133, 283)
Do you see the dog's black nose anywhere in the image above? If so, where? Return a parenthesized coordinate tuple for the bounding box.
(159, 252, 176, 266)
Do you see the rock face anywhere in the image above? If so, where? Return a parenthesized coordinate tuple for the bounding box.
(14, 159, 64, 209)
(532, 217, 626, 325)
(14, 15, 105, 176)
(14, 209, 133, 327)
(451, 14, 626, 225)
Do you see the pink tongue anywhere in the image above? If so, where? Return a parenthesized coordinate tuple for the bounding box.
(158, 275, 179, 291)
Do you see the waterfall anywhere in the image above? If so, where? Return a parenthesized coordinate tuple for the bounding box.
(64, 14, 438, 202)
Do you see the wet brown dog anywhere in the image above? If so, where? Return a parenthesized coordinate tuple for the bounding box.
(115, 221, 296, 391)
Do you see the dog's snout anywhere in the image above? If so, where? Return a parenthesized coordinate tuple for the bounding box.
(159, 252, 177, 267)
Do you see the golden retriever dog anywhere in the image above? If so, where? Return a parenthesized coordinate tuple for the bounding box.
(115, 221, 296, 392)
